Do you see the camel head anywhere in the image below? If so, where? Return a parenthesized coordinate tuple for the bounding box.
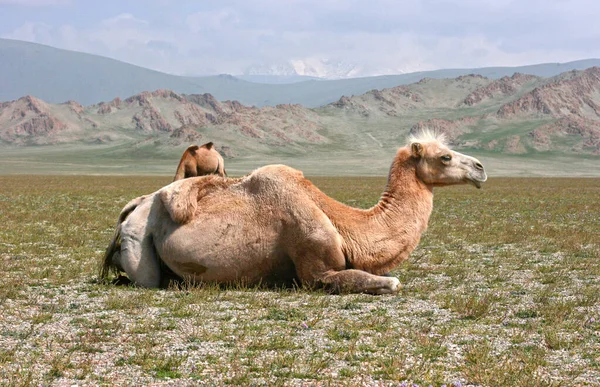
(409, 132, 487, 188)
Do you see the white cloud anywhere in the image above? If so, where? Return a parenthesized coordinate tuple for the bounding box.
(186, 8, 239, 33)
(101, 13, 148, 27)
(3, 21, 53, 42)
(2, 1, 600, 77)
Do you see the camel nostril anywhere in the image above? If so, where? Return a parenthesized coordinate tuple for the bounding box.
(475, 162, 484, 170)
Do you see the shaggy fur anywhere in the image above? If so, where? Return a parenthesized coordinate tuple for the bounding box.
(101, 135, 487, 293)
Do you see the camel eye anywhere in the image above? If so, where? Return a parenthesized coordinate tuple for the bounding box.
(440, 155, 452, 162)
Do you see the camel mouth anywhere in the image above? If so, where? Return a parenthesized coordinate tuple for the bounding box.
(467, 172, 487, 189)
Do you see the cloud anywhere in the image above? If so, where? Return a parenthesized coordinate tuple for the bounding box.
(101, 13, 148, 27)
(186, 8, 239, 33)
(3, 21, 54, 42)
(2, 1, 599, 77)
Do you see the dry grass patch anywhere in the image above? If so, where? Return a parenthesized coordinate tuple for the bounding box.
(0, 176, 599, 386)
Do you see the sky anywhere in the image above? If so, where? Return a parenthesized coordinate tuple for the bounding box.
(1, 0, 599, 77)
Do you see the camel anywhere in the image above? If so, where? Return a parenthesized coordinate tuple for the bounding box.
(173, 142, 226, 181)
(101, 132, 487, 294)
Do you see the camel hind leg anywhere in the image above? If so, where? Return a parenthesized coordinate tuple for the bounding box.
(115, 204, 161, 288)
(117, 232, 161, 288)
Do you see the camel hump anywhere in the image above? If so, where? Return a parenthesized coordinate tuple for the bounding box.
(186, 144, 200, 155)
(244, 164, 305, 193)
(159, 179, 200, 224)
(200, 141, 214, 150)
(256, 164, 304, 179)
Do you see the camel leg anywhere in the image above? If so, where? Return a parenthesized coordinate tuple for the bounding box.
(290, 209, 400, 294)
(117, 234, 161, 288)
(116, 209, 161, 288)
(291, 241, 400, 294)
(320, 269, 400, 295)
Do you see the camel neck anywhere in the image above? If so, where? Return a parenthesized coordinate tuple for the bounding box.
(336, 149, 434, 274)
(373, 149, 432, 215)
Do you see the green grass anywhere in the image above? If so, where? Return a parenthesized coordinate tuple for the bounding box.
(0, 175, 599, 386)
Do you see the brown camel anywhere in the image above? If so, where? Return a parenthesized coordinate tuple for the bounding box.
(101, 132, 487, 294)
(173, 142, 226, 181)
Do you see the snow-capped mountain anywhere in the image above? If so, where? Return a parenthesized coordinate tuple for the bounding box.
(243, 62, 298, 77)
(243, 58, 363, 79)
(289, 58, 362, 79)
(242, 58, 431, 79)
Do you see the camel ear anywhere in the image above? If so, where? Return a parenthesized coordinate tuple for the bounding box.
(201, 142, 214, 150)
(187, 145, 199, 155)
(411, 142, 424, 158)
(159, 179, 199, 224)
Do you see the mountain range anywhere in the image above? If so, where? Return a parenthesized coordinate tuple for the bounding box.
(1, 63, 599, 176)
(1, 38, 599, 176)
(2, 38, 600, 108)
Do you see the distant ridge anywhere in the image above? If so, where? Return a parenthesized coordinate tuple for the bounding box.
(0, 38, 214, 105)
(1, 67, 599, 158)
(2, 38, 600, 107)
(2, 66, 600, 177)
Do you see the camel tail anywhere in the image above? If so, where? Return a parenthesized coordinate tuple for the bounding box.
(100, 222, 122, 281)
(99, 195, 147, 281)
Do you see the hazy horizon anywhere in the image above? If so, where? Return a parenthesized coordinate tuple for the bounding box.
(1, 0, 599, 79)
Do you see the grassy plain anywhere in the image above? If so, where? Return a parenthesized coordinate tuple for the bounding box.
(1, 143, 599, 178)
(0, 175, 599, 386)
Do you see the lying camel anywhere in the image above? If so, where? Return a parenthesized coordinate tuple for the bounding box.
(173, 142, 226, 181)
(101, 132, 486, 294)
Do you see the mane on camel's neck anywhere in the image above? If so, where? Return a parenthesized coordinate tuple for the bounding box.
(313, 147, 434, 275)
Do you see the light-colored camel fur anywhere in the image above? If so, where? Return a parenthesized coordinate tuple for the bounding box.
(102, 132, 487, 294)
(173, 142, 226, 181)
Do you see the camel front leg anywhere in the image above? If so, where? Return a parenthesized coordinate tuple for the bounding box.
(292, 238, 400, 294)
(292, 249, 400, 294)
(320, 269, 400, 295)
(290, 213, 400, 294)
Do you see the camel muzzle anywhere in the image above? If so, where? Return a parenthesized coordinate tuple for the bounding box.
(468, 170, 487, 189)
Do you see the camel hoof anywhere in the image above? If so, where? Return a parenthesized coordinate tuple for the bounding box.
(388, 277, 400, 293)
(372, 277, 400, 295)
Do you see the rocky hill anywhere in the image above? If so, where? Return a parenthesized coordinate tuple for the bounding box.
(0, 90, 324, 150)
(462, 73, 539, 106)
(330, 75, 491, 117)
(326, 67, 600, 155)
(1, 67, 599, 166)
